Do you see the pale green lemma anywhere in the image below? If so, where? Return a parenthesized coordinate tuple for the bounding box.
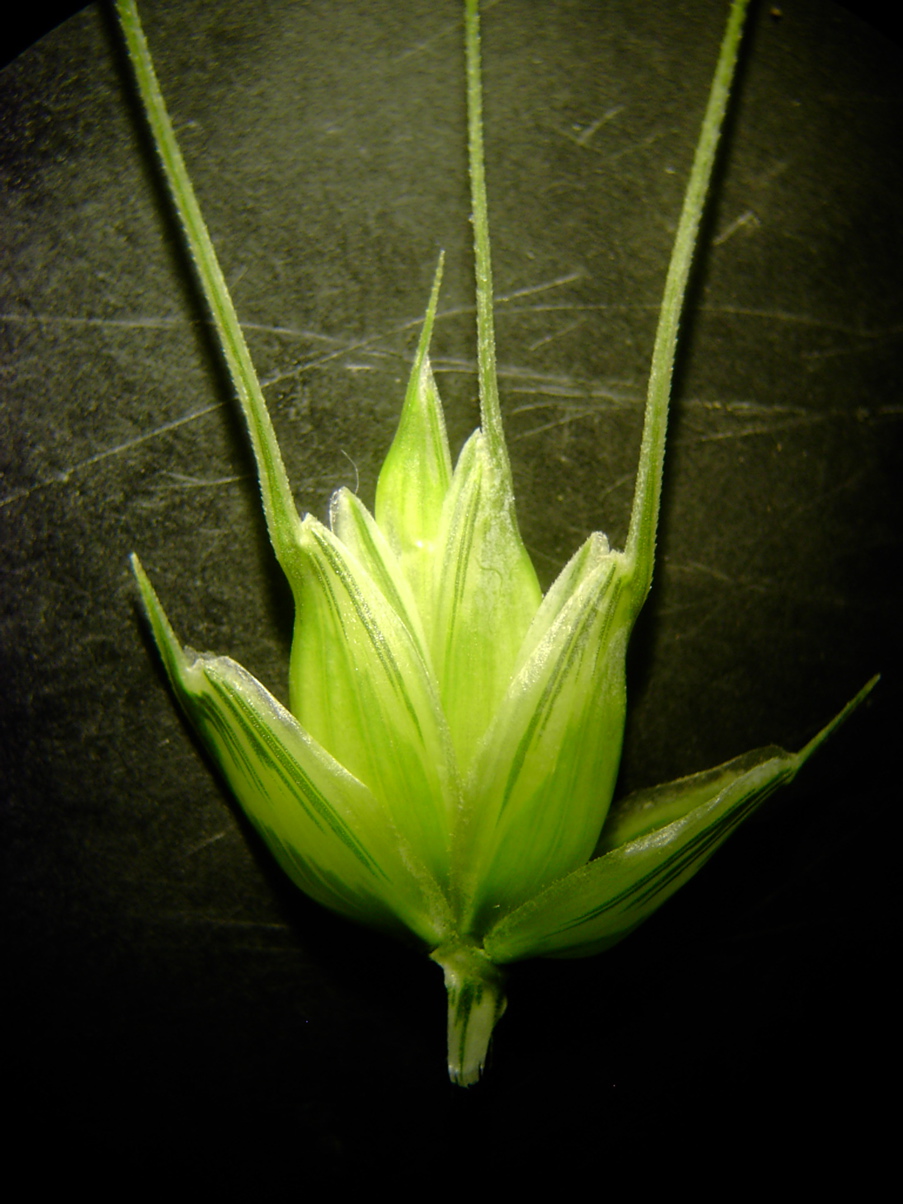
(119, 0, 877, 1085)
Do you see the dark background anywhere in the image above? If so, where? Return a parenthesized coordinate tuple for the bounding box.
(4, 0, 902, 69)
(3, 0, 898, 1186)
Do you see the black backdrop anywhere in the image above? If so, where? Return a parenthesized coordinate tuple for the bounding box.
(3, 0, 898, 1187)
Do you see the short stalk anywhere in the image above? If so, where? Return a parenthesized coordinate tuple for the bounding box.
(431, 943, 507, 1087)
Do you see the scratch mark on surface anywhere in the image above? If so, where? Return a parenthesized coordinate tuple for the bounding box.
(527, 316, 585, 351)
(496, 272, 586, 303)
(700, 306, 903, 340)
(161, 471, 247, 489)
(260, 273, 584, 386)
(0, 310, 343, 347)
(692, 411, 826, 443)
(607, 126, 670, 164)
(505, 375, 637, 403)
(554, 106, 625, 148)
(580, 107, 624, 144)
(395, 0, 501, 62)
(0, 402, 223, 510)
(511, 407, 602, 439)
(395, 17, 459, 61)
(6, 281, 897, 512)
(1, 313, 186, 331)
(5, 291, 898, 354)
(713, 209, 760, 246)
(180, 830, 230, 859)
